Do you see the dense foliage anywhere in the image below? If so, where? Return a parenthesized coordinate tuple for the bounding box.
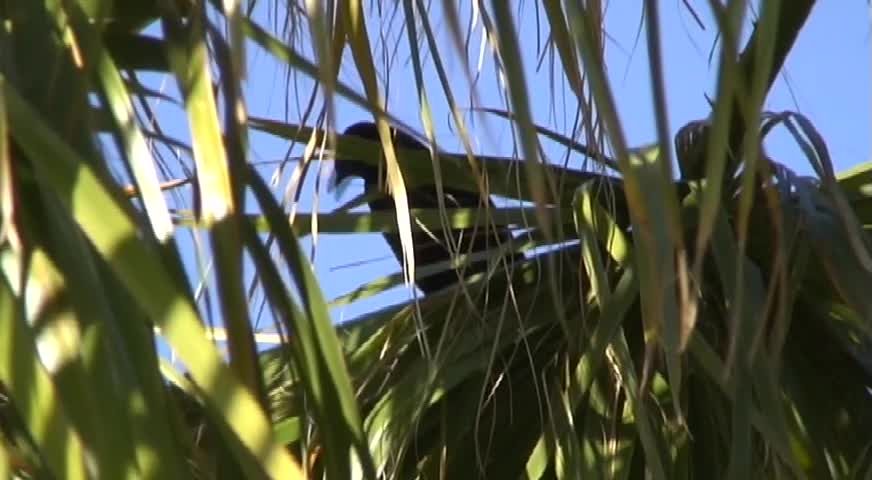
(1, 1, 871, 479)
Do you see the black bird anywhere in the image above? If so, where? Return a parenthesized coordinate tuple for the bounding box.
(330, 122, 518, 294)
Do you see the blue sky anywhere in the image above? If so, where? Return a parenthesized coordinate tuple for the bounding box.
(145, 3, 870, 348)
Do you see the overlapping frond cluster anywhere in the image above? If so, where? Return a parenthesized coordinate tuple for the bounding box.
(261, 111, 872, 478)
(1, 1, 870, 479)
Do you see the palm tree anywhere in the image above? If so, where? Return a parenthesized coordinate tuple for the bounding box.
(1, 1, 870, 479)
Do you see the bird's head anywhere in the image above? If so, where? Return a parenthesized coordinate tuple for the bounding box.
(330, 121, 427, 195)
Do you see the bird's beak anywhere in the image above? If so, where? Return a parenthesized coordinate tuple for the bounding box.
(326, 161, 353, 200)
(317, 145, 350, 200)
